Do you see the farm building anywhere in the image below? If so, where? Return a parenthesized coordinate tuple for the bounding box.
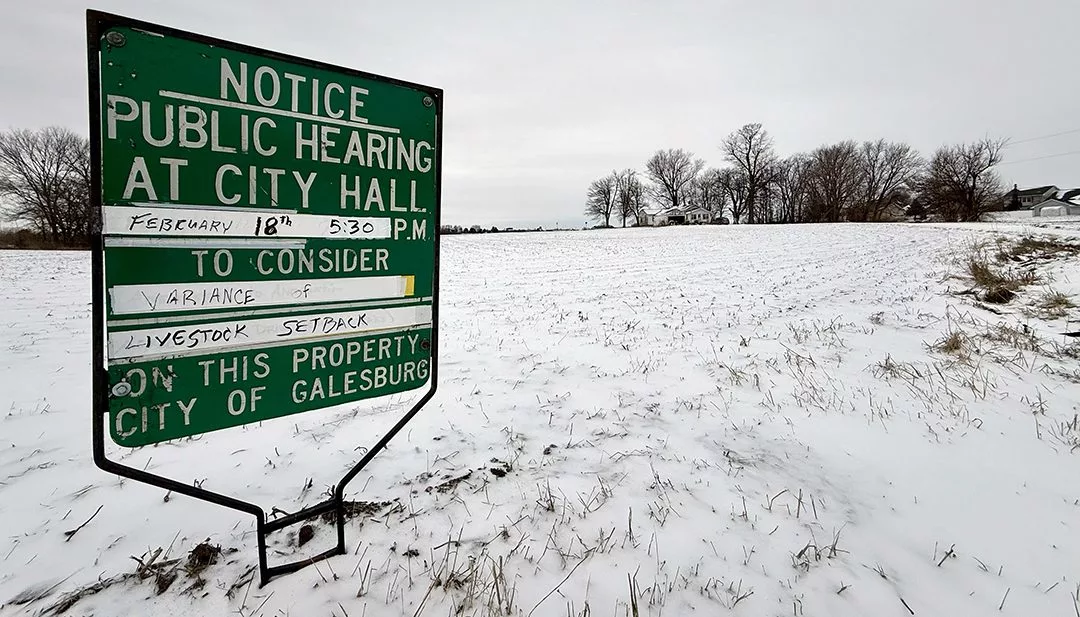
(1032, 198, 1080, 217)
(651, 207, 727, 225)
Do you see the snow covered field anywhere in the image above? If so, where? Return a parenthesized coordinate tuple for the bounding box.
(986, 210, 1080, 233)
(2, 223, 1079, 616)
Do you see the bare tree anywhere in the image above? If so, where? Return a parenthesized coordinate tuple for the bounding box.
(803, 140, 862, 222)
(689, 168, 727, 218)
(60, 139, 94, 240)
(0, 127, 92, 246)
(585, 171, 619, 227)
(616, 169, 647, 227)
(772, 155, 810, 223)
(853, 139, 923, 222)
(756, 179, 779, 223)
(721, 123, 777, 224)
(645, 149, 704, 211)
(916, 138, 1006, 222)
(683, 177, 709, 215)
(683, 177, 703, 211)
(717, 168, 750, 224)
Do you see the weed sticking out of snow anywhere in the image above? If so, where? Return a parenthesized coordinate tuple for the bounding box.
(1047, 414, 1080, 453)
(996, 235, 1080, 262)
(1038, 289, 1076, 317)
(981, 322, 1045, 354)
(930, 328, 971, 359)
(960, 239, 1041, 304)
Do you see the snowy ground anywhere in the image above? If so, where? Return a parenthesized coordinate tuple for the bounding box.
(1, 222, 1079, 617)
(985, 209, 1080, 233)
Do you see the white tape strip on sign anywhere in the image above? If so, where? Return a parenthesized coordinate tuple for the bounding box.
(102, 205, 392, 239)
(108, 304, 432, 360)
(109, 275, 415, 315)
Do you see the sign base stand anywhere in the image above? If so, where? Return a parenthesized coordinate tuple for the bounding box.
(260, 498, 345, 584)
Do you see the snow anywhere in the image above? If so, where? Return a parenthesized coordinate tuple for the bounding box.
(1, 222, 1079, 616)
(987, 210, 1080, 231)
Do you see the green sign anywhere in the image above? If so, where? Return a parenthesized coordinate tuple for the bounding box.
(93, 22, 439, 447)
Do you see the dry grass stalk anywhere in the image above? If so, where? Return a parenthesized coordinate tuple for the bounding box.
(931, 329, 971, 359)
(997, 235, 1080, 263)
(1039, 290, 1075, 317)
(961, 240, 1042, 304)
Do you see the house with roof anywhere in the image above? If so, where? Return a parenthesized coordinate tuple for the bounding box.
(654, 208, 687, 225)
(1006, 185, 1059, 210)
(1031, 189, 1080, 217)
(1032, 199, 1080, 217)
(651, 206, 730, 225)
(684, 206, 716, 224)
(634, 210, 658, 226)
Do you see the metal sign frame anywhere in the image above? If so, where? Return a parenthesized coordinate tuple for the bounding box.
(87, 9, 441, 586)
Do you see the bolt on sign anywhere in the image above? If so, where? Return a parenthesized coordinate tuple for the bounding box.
(89, 10, 441, 584)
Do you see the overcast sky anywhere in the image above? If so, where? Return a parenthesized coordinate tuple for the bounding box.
(4, 0, 1079, 227)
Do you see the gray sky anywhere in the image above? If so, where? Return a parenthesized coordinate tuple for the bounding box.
(4, 0, 1079, 228)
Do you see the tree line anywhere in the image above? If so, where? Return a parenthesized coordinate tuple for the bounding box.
(441, 225, 547, 234)
(0, 124, 1011, 250)
(586, 123, 1008, 226)
(0, 127, 93, 247)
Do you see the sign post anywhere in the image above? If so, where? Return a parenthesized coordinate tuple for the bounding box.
(87, 10, 441, 585)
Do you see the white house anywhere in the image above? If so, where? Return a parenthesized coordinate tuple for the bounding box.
(650, 207, 729, 225)
(684, 207, 714, 224)
(654, 208, 687, 226)
(1007, 185, 1059, 209)
(1032, 198, 1080, 217)
(635, 211, 658, 226)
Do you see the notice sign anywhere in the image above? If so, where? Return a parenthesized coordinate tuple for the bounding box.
(91, 16, 440, 447)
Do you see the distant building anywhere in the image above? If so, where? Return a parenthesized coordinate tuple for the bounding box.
(1007, 185, 1059, 210)
(635, 211, 658, 226)
(1032, 198, 1080, 217)
(655, 208, 687, 225)
(684, 207, 714, 224)
(647, 207, 729, 225)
